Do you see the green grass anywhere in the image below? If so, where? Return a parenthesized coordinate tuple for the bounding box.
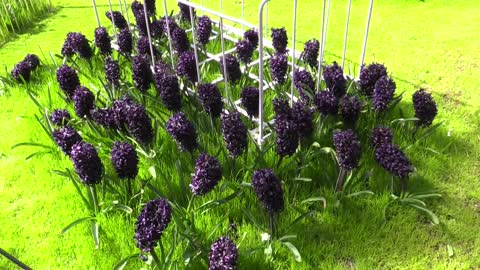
(1, 0, 480, 269)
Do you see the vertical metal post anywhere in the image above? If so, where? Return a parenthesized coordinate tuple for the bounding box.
(189, 6, 201, 83)
(316, 0, 326, 91)
(219, 0, 229, 100)
(290, 0, 298, 104)
(92, 0, 101, 28)
(342, 0, 352, 69)
(107, 0, 117, 37)
(142, 0, 155, 66)
(321, 0, 331, 65)
(123, 0, 131, 28)
(360, 0, 374, 76)
(258, 0, 270, 147)
(242, 0, 245, 31)
(163, 0, 175, 68)
(265, 3, 269, 39)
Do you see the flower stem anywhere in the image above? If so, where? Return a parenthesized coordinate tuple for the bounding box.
(89, 185, 98, 216)
(150, 248, 162, 268)
(335, 168, 347, 193)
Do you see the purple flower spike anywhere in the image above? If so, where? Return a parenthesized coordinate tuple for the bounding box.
(178, 2, 195, 22)
(359, 62, 387, 97)
(154, 72, 182, 112)
(63, 32, 92, 59)
(370, 126, 393, 148)
(252, 169, 284, 214)
(314, 90, 338, 116)
(53, 125, 82, 156)
(323, 62, 347, 98)
(117, 28, 133, 54)
(302, 39, 319, 68)
(220, 54, 242, 84)
(373, 75, 396, 112)
(134, 198, 172, 252)
(198, 84, 224, 118)
(333, 129, 361, 170)
(236, 39, 255, 64)
(94, 27, 112, 55)
(126, 105, 153, 144)
(166, 112, 198, 152)
(23, 54, 40, 70)
(244, 29, 259, 49)
(56, 65, 80, 98)
(137, 36, 155, 56)
(294, 69, 315, 103)
(90, 107, 116, 128)
(111, 141, 139, 179)
(172, 27, 190, 53)
(197, 16, 212, 45)
(112, 95, 135, 129)
(190, 153, 222, 196)
(221, 111, 248, 157)
(132, 1, 149, 36)
(11, 61, 31, 82)
(375, 143, 413, 178)
(273, 98, 298, 157)
(105, 57, 120, 86)
(292, 101, 314, 138)
(270, 53, 288, 84)
(412, 89, 438, 127)
(240, 87, 259, 117)
(177, 51, 198, 83)
(50, 109, 71, 126)
(271, 27, 288, 53)
(208, 236, 238, 270)
(106, 11, 128, 29)
(70, 141, 103, 185)
(73, 86, 95, 118)
(339, 95, 362, 124)
(132, 55, 152, 92)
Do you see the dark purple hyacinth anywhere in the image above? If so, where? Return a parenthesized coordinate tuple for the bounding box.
(172, 27, 190, 53)
(56, 65, 80, 98)
(134, 198, 172, 253)
(90, 107, 116, 128)
(240, 87, 259, 117)
(106, 11, 128, 29)
(132, 55, 152, 92)
(105, 57, 120, 86)
(132, 1, 149, 36)
(292, 101, 314, 138)
(190, 153, 222, 196)
(70, 141, 103, 185)
(117, 28, 133, 54)
(61, 33, 75, 57)
(271, 27, 288, 53)
(113, 95, 135, 129)
(198, 84, 224, 118)
(314, 90, 338, 116)
(221, 111, 248, 157)
(144, 0, 156, 16)
(375, 143, 413, 178)
(333, 129, 361, 170)
(53, 125, 82, 156)
(358, 63, 387, 97)
(62, 32, 92, 59)
(166, 112, 198, 152)
(151, 19, 163, 39)
(208, 236, 238, 270)
(197, 15, 212, 45)
(273, 98, 298, 157)
(370, 126, 393, 148)
(23, 54, 40, 70)
(94, 27, 112, 55)
(270, 53, 288, 84)
(159, 16, 178, 36)
(236, 39, 255, 64)
(252, 169, 284, 214)
(323, 62, 347, 98)
(50, 109, 71, 126)
(73, 86, 95, 118)
(154, 73, 182, 112)
(339, 95, 362, 124)
(302, 39, 319, 68)
(137, 36, 153, 56)
(11, 61, 31, 82)
(111, 141, 139, 179)
(178, 2, 195, 22)
(126, 105, 153, 144)
(412, 89, 438, 127)
(373, 75, 396, 112)
(176, 51, 198, 83)
(294, 69, 315, 103)
(220, 54, 241, 84)
(244, 29, 259, 49)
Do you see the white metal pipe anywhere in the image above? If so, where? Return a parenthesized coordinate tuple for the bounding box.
(316, 0, 326, 91)
(290, 0, 298, 105)
(107, 0, 117, 37)
(242, 0, 245, 31)
(321, 0, 331, 65)
(258, 0, 271, 147)
(142, 0, 155, 66)
(342, 0, 352, 69)
(360, 0, 374, 76)
(162, 0, 175, 68)
(219, 8, 229, 100)
(189, 6, 201, 83)
(122, 0, 131, 29)
(92, 0, 101, 28)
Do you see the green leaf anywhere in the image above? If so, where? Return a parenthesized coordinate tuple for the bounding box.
(409, 204, 440, 224)
(11, 142, 51, 150)
(292, 177, 312, 182)
(148, 166, 157, 179)
(282, 242, 302, 262)
(346, 190, 374, 198)
(91, 220, 100, 249)
(447, 245, 454, 257)
(114, 254, 140, 270)
(111, 204, 133, 214)
(61, 217, 96, 234)
(278, 235, 297, 242)
(301, 197, 327, 208)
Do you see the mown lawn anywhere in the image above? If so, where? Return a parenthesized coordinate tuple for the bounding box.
(0, 0, 479, 269)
